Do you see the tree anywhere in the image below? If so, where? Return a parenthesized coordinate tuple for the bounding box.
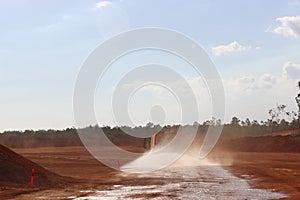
(241, 121, 245, 127)
(279, 119, 289, 130)
(268, 104, 287, 125)
(146, 122, 154, 128)
(245, 118, 251, 126)
(231, 117, 240, 126)
(210, 117, 217, 126)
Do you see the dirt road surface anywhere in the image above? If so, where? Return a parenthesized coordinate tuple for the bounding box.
(0, 146, 296, 199)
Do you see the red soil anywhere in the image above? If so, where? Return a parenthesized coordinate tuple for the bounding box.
(221, 135, 300, 152)
(0, 144, 69, 188)
(261, 129, 299, 137)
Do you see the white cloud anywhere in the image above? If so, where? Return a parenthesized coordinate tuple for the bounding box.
(212, 41, 250, 56)
(260, 73, 277, 84)
(220, 63, 298, 122)
(224, 62, 299, 96)
(104, 61, 299, 124)
(95, 1, 112, 9)
(258, 74, 278, 89)
(273, 16, 300, 39)
(237, 76, 255, 85)
(283, 61, 300, 79)
(224, 76, 256, 94)
(223, 74, 296, 122)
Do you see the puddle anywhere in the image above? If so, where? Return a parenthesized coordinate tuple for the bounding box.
(71, 165, 286, 200)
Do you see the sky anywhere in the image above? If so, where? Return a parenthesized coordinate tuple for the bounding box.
(0, 0, 300, 131)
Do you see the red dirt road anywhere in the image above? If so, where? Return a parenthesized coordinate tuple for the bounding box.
(223, 152, 300, 200)
(0, 146, 295, 199)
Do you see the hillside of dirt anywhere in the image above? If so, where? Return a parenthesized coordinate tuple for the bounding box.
(0, 144, 69, 188)
(1, 128, 300, 153)
(221, 134, 300, 152)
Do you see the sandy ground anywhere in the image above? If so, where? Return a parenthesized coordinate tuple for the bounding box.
(222, 152, 300, 200)
(2, 146, 299, 199)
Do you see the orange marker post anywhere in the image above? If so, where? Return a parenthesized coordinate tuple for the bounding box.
(30, 168, 35, 187)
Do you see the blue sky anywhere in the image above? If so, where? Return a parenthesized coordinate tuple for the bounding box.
(0, 0, 300, 131)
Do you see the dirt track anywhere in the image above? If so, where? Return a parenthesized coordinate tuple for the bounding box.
(223, 152, 300, 200)
(0, 146, 297, 199)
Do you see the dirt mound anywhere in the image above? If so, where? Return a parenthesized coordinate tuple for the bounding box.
(261, 129, 299, 137)
(0, 144, 68, 188)
(223, 134, 300, 152)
